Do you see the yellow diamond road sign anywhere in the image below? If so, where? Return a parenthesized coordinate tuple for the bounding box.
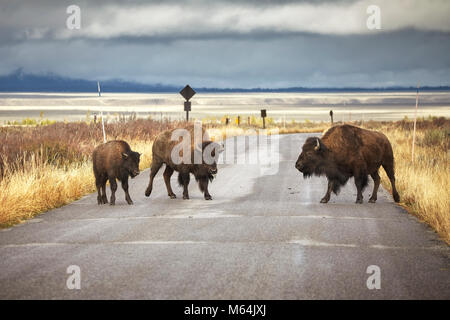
(180, 85, 196, 101)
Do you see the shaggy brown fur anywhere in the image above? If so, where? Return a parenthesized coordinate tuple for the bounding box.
(144, 124, 223, 200)
(93, 140, 140, 205)
(295, 124, 400, 204)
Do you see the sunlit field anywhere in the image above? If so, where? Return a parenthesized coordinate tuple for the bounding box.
(1, 92, 450, 123)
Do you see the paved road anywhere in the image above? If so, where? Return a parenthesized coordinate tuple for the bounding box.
(0, 133, 448, 299)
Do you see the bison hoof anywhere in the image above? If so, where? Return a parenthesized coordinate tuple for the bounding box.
(169, 194, 177, 199)
(368, 198, 376, 203)
(126, 200, 133, 205)
(393, 193, 400, 203)
(204, 195, 212, 200)
(320, 198, 329, 203)
(355, 199, 363, 204)
(144, 188, 151, 197)
(183, 195, 189, 200)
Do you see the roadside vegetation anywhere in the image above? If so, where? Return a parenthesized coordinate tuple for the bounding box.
(369, 118, 449, 244)
(0, 116, 448, 244)
(0, 118, 178, 227)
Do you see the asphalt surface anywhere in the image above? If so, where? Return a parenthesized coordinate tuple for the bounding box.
(0, 133, 449, 299)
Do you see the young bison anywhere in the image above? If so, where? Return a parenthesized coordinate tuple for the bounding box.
(93, 140, 140, 205)
(295, 124, 400, 204)
(145, 125, 223, 200)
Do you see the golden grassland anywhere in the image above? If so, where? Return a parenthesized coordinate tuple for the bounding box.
(0, 119, 176, 227)
(376, 123, 449, 244)
(0, 117, 448, 244)
(0, 140, 154, 227)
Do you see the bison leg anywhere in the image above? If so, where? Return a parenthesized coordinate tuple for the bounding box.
(109, 176, 118, 205)
(101, 180, 108, 204)
(199, 178, 212, 200)
(121, 177, 133, 205)
(354, 174, 368, 204)
(145, 157, 163, 197)
(95, 174, 108, 205)
(163, 166, 177, 199)
(369, 171, 380, 203)
(96, 185, 103, 205)
(96, 178, 103, 205)
(96, 175, 108, 204)
(382, 163, 400, 203)
(320, 180, 334, 203)
(179, 172, 190, 200)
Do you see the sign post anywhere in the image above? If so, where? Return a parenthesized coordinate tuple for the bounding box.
(98, 81, 106, 143)
(261, 109, 267, 129)
(180, 85, 196, 122)
(412, 82, 420, 163)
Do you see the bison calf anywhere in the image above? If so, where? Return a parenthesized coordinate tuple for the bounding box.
(295, 124, 400, 204)
(93, 140, 140, 205)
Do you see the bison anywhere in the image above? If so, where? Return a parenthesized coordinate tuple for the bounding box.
(93, 140, 141, 205)
(295, 124, 400, 204)
(145, 124, 223, 200)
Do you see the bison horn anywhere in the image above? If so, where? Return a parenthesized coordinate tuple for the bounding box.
(314, 138, 320, 151)
(122, 152, 129, 159)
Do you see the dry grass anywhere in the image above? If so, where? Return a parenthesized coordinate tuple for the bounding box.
(0, 160, 95, 226)
(204, 121, 332, 141)
(374, 121, 449, 243)
(0, 119, 178, 227)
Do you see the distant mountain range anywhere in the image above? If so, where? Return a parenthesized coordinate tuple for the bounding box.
(1, 69, 449, 93)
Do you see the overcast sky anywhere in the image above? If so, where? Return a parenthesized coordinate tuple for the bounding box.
(0, 0, 449, 88)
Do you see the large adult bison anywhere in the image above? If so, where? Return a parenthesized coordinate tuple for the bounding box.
(145, 124, 223, 200)
(295, 124, 400, 204)
(93, 140, 141, 205)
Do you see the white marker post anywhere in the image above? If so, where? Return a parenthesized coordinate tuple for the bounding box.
(98, 81, 106, 143)
(411, 82, 420, 163)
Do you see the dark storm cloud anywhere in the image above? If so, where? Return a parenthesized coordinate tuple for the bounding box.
(0, 0, 449, 87)
(2, 0, 449, 43)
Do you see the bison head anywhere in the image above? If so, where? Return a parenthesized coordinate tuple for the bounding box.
(194, 141, 224, 178)
(122, 151, 141, 178)
(295, 137, 328, 178)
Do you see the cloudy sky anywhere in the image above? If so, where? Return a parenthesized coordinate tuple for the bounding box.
(1, 0, 450, 88)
